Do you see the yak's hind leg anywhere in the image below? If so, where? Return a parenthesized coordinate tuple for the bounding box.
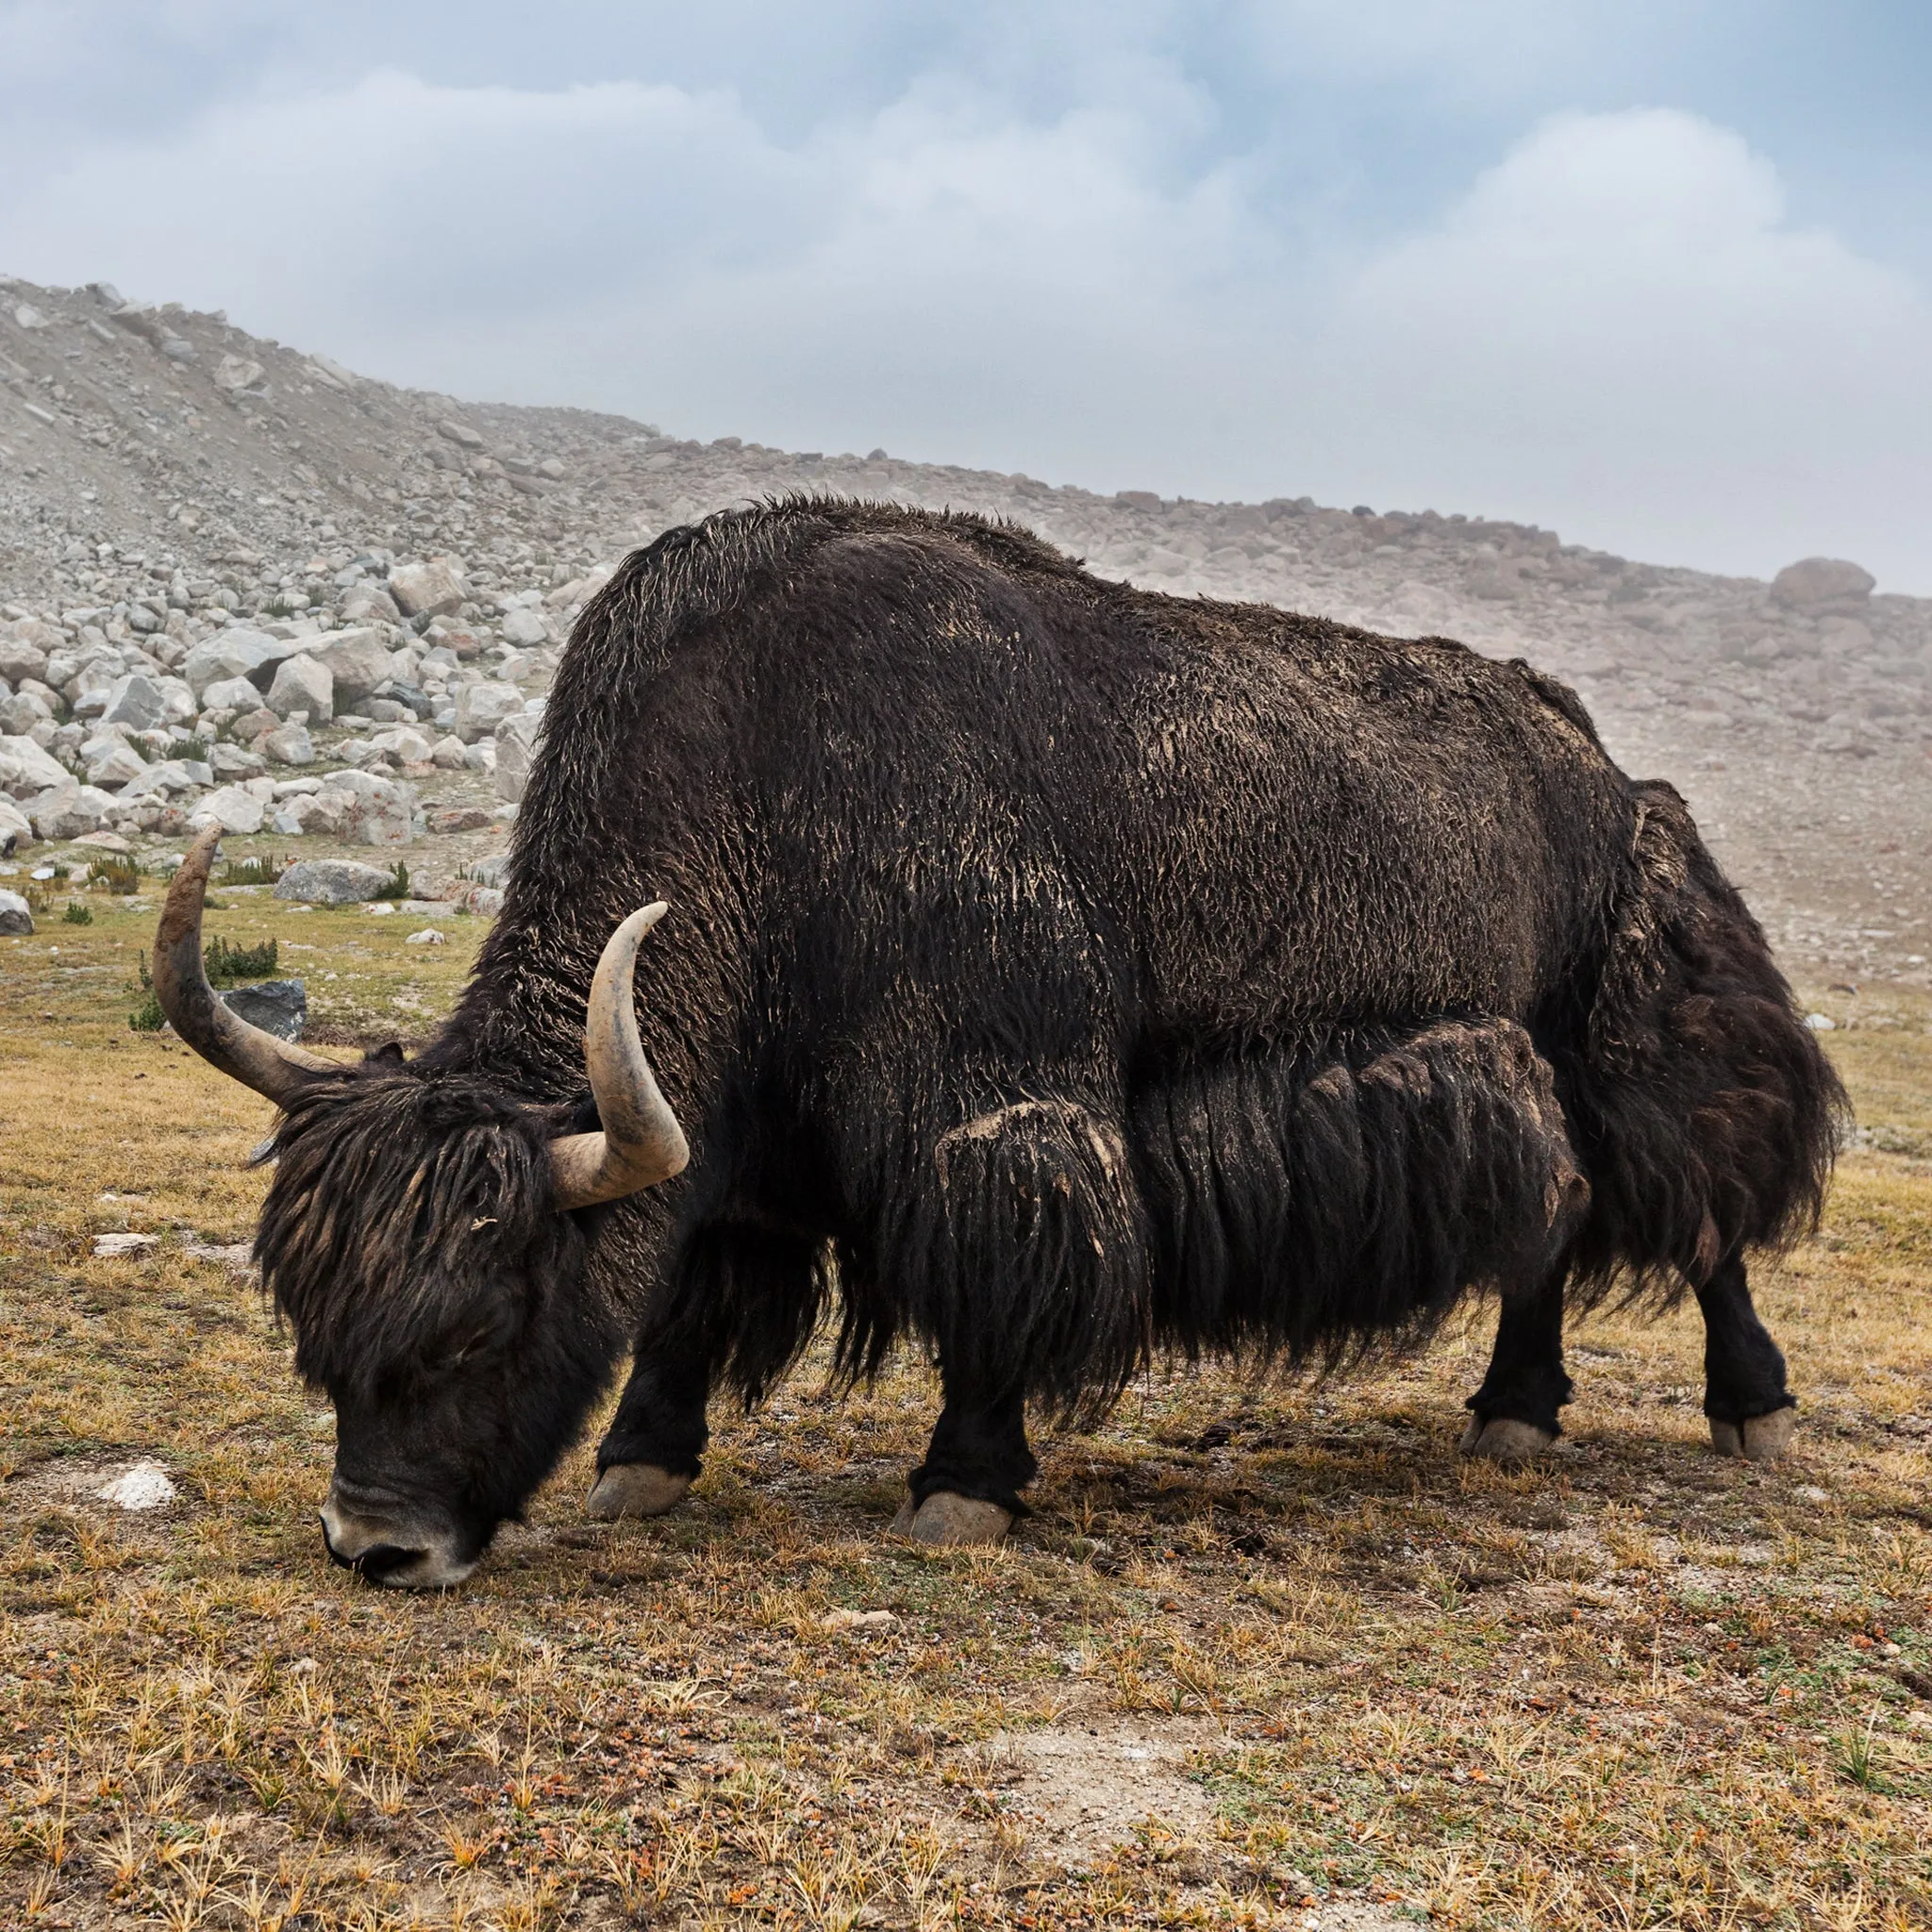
(890, 1384, 1036, 1545)
(1696, 1254, 1797, 1460)
(1460, 1264, 1574, 1461)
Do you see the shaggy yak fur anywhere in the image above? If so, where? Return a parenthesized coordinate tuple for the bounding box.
(253, 497, 1842, 1555)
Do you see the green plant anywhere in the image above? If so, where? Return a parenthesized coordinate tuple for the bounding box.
(127, 989, 164, 1032)
(62, 901, 92, 925)
(218, 854, 287, 887)
(372, 860, 411, 901)
(177, 736, 210, 763)
(203, 935, 278, 984)
(91, 854, 142, 895)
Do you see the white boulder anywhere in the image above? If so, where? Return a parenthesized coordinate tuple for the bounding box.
(188, 785, 267, 835)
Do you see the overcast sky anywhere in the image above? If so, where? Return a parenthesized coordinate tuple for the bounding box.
(3, 2, 1929, 589)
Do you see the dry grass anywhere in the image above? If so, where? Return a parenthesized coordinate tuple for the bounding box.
(2, 888, 1929, 1928)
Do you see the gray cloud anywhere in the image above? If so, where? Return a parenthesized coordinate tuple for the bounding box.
(1, 6, 1928, 587)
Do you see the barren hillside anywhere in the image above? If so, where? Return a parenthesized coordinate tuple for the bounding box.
(4, 274, 1928, 986)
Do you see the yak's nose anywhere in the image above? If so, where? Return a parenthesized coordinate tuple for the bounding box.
(320, 1484, 477, 1590)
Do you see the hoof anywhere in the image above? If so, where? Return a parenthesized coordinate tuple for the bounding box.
(888, 1491, 1013, 1547)
(1457, 1417, 1557, 1463)
(1710, 1408, 1797, 1463)
(586, 1464, 692, 1522)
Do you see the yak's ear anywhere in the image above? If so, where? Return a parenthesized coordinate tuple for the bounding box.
(364, 1041, 407, 1067)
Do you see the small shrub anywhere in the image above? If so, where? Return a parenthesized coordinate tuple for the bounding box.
(219, 854, 287, 887)
(62, 900, 92, 925)
(178, 736, 210, 763)
(92, 854, 142, 895)
(372, 860, 411, 901)
(205, 935, 278, 984)
(128, 989, 164, 1032)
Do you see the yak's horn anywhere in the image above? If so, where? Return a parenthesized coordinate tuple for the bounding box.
(549, 904, 690, 1210)
(153, 828, 341, 1103)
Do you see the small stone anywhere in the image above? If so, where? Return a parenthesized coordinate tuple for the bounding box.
(221, 726, 275, 768)
(161, 336, 196, 362)
(819, 1608, 897, 1633)
(1804, 1013, 1837, 1031)
(213, 354, 265, 391)
(199, 675, 261, 713)
(274, 858, 401, 905)
(430, 734, 469, 770)
(92, 1232, 161, 1258)
(96, 1460, 177, 1510)
(436, 419, 486, 450)
(223, 978, 307, 1040)
(429, 806, 492, 834)
(405, 927, 448, 945)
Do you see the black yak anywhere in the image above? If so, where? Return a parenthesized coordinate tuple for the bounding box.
(153, 498, 1842, 1586)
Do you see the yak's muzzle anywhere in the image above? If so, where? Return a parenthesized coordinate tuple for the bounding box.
(319, 1481, 478, 1590)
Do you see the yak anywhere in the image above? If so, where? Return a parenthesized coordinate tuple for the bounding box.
(153, 497, 1842, 1587)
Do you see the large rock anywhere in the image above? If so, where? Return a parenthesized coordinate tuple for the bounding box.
(0, 887, 32, 935)
(370, 724, 433, 764)
(1, 733, 71, 797)
(266, 653, 333, 721)
(200, 675, 262, 713)
(98, 673, 169, 732)
(501, 606, 550, 648)
(213, 354, 264, 392)
(492, 710, 541, 803)
(261, 724, 315, 766)
(0, 796, 32, 853)
(455, 681, 525, 742)
(0, 635, 50, 685)
(312, 627, 393, 708)
(388, 557, 468, 621)
(181, 629, 297, 698)
(156, 675, 199, 724)
(26, 780, 115, 841)
(121, 758, 209, 798)
(84, 740, 149, 789)
(188, 785, 266, 835)
(1772, 558, 1874, 611)
(275, 858, 400, 905)
(222, 979, 307, 1040)
(0, 690, 54, 734)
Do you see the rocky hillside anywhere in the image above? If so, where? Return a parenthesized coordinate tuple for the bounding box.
(3, 273, 1928, 987)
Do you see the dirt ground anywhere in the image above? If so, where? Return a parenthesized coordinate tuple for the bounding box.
(1, 888, 1930, 1927)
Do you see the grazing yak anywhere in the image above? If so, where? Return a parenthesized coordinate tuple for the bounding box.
(154, 498, 1841, 1587)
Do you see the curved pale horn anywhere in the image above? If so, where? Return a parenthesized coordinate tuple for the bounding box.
(153, 827, 341, 1103)
(549, 904, 691, 1209)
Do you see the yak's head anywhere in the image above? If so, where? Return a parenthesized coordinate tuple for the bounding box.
(154, 830, 688, 1588)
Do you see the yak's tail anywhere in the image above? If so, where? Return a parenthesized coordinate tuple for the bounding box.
(1560, 781, 1846, 1305)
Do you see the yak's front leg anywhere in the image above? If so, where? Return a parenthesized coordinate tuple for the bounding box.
(587, 1336, 712, 1521)
(1697, 1254, 1797, 1461)
(891, 1380, 1036, 1546)
(1460, 1266, 1573, 1460)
